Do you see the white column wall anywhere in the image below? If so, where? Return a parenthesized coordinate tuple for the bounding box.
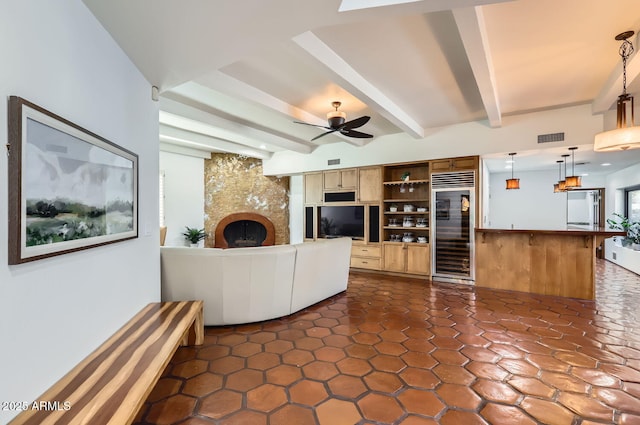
(289, 175, 304, 244)
(160, 151, 205, 246)
(0, 2, 159, 422)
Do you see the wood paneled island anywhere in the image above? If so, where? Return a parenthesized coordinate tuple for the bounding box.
(475, 227, 625, 300)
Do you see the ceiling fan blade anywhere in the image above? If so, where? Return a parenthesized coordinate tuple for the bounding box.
(293, 120, 332, 130)
(341, 129, 374, 139)
(311, 128, 339, 141)
(342, 116, 370, 130)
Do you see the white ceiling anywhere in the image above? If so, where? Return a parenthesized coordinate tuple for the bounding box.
(83, 0, 640, 174)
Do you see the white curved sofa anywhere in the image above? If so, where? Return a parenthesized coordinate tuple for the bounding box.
(160, 237, 352, 326)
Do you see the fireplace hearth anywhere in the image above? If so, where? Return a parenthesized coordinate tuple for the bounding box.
(214, 213, 275, 248)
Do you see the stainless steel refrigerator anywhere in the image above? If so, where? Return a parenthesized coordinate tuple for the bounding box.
(431, 171, 476, 284)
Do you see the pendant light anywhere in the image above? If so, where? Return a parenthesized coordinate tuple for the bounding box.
(594, 31, 640, 152)
(558, 154, 570, 191)
(553, 160, 564, 193)
(564, 147, 582, 188)
(505, 152, 520, 190)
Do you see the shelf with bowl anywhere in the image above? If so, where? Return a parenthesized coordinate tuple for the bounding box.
(382, 161, 431, 276)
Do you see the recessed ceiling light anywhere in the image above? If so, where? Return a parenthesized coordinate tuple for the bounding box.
(601, 163, 611, 166)
(505, 159, 514, 164)
(259, 144, 267, 149)
(581, 173, 589, 176)
(505, 165, 512, 169)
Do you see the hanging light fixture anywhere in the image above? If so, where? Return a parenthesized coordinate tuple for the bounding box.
(553, 160, 564, 193)
(564, 147, 582, 188)
(505, 153, 520, 190)
(594, 31, 640, 152)
(326, 101, 347, 128)
(558, 154, 570, 191)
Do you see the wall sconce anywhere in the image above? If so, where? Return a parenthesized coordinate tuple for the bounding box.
(505, 152, 520, 190)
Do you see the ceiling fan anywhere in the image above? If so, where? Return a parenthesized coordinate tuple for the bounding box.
(294, 101, 373, 141)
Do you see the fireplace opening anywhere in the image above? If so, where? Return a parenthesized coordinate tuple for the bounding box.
(223, 220, 266, 248)
(214, 212, 276, 248)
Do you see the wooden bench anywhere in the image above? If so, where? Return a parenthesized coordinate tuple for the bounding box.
(9, 300, 204, 425)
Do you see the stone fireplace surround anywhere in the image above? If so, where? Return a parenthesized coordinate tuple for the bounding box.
(214, 212, 276, 248)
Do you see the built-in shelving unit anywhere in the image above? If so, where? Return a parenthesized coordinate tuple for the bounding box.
(303, 156, 479, 280)
(382, 166, 430, 244)
(382, 162, 431, 276)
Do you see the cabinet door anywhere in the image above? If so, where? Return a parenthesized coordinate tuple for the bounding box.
(407, 244, 430, 275)
(304, 172, 323, 204)
(323, 170, 341, 190)
(340, 168, 358, 189)
(430, 159, 452, 172)
(451, 157, 477, 171)
(383, 243, 406, 272)
(359, 167, 382, 202)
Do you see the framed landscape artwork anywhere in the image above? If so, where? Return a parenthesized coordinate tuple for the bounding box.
(7, 96, 138, 264)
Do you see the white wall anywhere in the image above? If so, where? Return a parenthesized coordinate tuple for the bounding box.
(487, 170, 608, 229)
(0, 2, 159, 422)
(604, 162, 640, 274)
(160, 151, 205, 246)
(488, 169, 567, 229)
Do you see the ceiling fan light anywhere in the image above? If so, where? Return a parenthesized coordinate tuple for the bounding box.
(326, 110, 346, 128)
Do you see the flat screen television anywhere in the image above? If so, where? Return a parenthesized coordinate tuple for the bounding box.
(318, 205, 364, 240)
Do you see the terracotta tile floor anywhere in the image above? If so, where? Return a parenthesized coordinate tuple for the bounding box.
(135, 260, 640, 425)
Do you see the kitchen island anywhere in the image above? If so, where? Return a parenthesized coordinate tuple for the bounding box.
(475, 227, 625, 300)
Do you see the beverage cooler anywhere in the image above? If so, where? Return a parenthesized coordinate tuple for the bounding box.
(431, 172, 475, 284)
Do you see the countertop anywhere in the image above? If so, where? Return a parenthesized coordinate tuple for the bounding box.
(475, 227, 626, 237)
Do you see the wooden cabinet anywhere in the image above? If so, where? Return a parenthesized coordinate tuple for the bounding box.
(430, 156, 478, 172)
(383, 243, 430, 275)
(358, 166, 382, 202)
(406, 244, 430, 275)
(324, 168, 357, 190)
(304, 172, 323, 204)
(302, 157, 477, 278)
(350, 243, 382, 270)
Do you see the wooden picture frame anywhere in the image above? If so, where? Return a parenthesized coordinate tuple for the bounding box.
(7, 96, 138, 264)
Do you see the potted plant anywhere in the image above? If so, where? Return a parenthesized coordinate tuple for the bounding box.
(606, 213, 639, 249)
(389, 203, 398, 212)
(182, 226, 207, 247)
(629, 222, 640, 251)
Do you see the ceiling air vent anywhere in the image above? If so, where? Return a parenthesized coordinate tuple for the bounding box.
(328, 158, 340, 166)
(537, 132, 565, 143)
